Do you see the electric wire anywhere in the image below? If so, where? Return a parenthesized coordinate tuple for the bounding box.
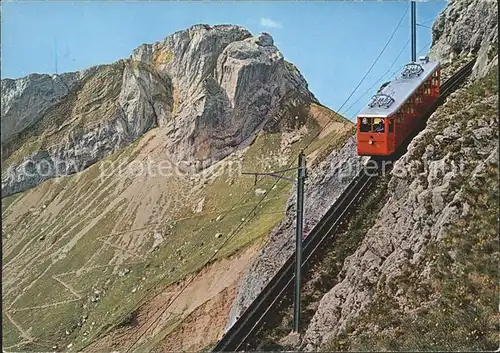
(89, 5, 413, 352)
(417, 23, 433, 29)
(352, 40, 433, 117)
(341, 39, 410, 116)
(420, 17, 436, 25)
(333, 5, 409, 115)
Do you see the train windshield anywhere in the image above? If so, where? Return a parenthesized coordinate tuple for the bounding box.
(359, 117, 385, 133)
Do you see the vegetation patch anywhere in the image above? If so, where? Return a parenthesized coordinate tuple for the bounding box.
(326, 161, 498, 352)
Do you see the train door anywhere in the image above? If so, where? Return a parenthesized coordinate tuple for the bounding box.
(395, 109, 405, 146)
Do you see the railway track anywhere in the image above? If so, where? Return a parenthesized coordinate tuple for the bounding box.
(211, 59, 476, 352)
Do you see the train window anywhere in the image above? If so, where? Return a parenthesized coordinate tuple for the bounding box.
(415, 89, 420, 103)
(396, 110, 404, 124)
(373, 118, 385, 133)
(359, 117, 389, 133)
(424, 80, 431, 94)
(431, 71, 439, 86)
(388, 118, 394, 133)
(359, 117, 371, 132)
(416, 91, 422, 104)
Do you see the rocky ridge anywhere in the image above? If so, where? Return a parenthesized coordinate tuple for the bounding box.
(2, 24, 314, 197)
(429, 0, 498, 78)
(2, 60, 172, 196)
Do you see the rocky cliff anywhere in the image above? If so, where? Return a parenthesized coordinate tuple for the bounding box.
(2, 24, 314, 197)
(2, 61, 172, 196)
(299, 0, 498, 350)
(429, 0, 498, 79)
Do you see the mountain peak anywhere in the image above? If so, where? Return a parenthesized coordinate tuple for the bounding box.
(1, 24, 318, 196)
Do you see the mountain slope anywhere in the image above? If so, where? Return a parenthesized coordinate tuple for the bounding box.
(1, 25, 352, 352)
(304, 66, 498, 352)
(298, 0, 498, 350)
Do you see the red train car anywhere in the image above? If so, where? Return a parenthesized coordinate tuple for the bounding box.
(357, 57, 440, 156)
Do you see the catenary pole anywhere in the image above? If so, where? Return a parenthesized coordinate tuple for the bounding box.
(411, 0, 417, 62)
(293, 151, 306, 333)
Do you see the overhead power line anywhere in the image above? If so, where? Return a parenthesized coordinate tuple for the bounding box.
(417, 23, 433, 29)
(87, 6, 413, 353)
(335, 6, 409, 114)
(342, 39, 410, 116)
(420, 17, 436, 25)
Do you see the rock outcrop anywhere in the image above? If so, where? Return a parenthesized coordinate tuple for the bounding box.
(131, 25, 314, 165)
(301, 0, 498, 348)
(1, 71, 82, 142)
(429, 0, 498, 78)
(2, 60, 172, 196)
(302, 76, 498, 349)
(1, 25, 314, 197)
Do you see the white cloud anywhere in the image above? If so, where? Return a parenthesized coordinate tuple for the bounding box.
(260, 17, 282, 29)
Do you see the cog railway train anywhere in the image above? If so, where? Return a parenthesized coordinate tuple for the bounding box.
(357, 56, 440, 156)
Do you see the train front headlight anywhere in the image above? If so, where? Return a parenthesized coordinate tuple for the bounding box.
(368, 139, 373, 145)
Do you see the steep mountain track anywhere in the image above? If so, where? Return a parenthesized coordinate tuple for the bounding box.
(211, 59, 476, 352)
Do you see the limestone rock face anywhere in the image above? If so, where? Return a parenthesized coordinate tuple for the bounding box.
(131, 25, 314, 165)
(1, 24, 314, 197)
(225, 136, 367, 331)
(429, 0, 498, 78)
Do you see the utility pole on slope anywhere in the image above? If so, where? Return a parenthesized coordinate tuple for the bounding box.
(411, 0, 417, 62)
(241, 151, 307, 333)
(293, 151, 306, 333)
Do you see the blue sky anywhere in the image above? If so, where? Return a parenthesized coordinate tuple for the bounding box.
(1, 1, 447, 118)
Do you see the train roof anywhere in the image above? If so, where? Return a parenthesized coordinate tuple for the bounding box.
(357, 59, 440, 118)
